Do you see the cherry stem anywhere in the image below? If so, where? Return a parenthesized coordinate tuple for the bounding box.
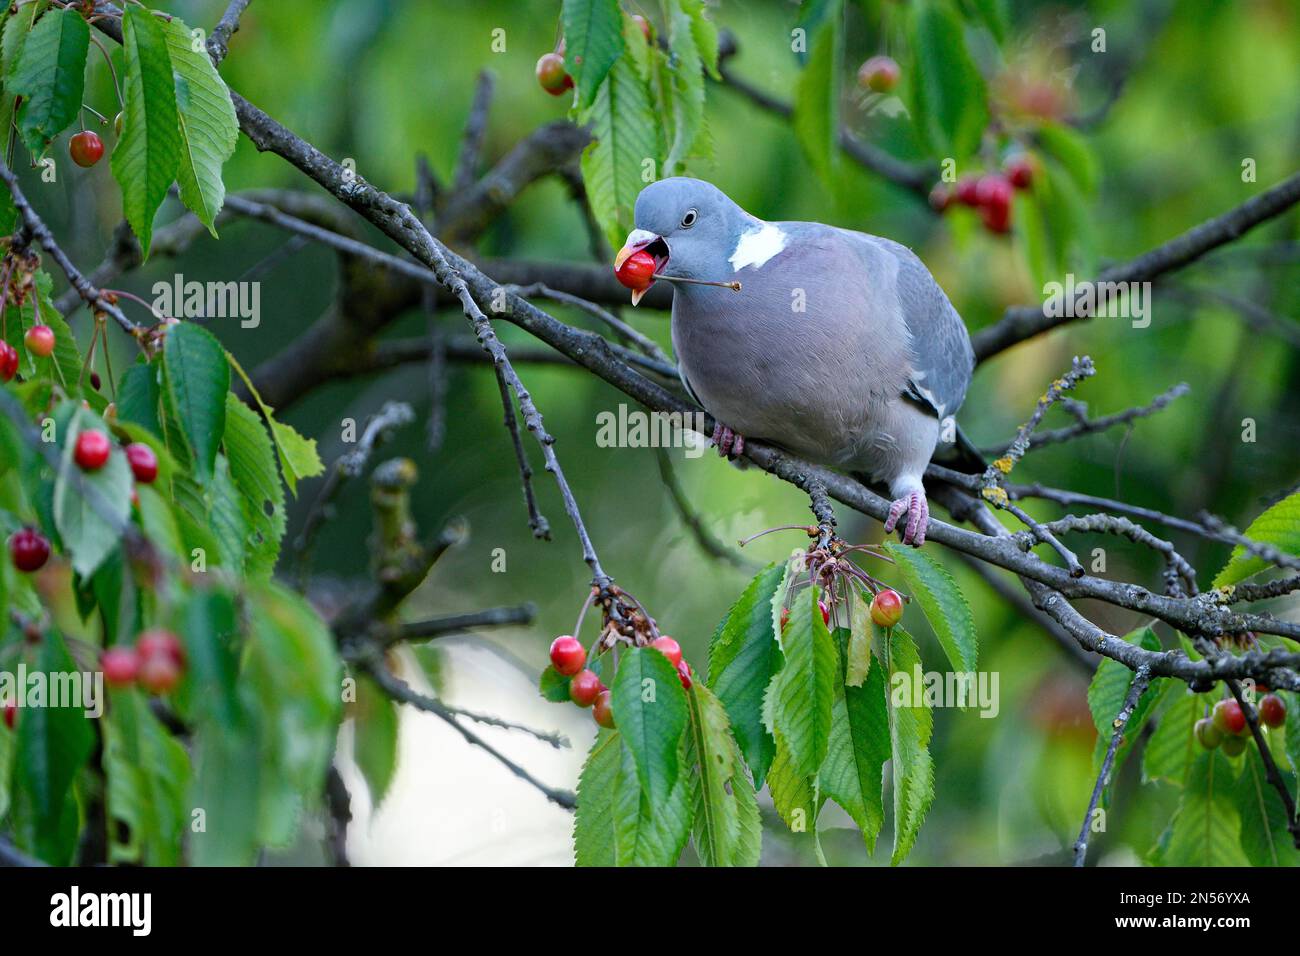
(572, 585, 597, 643)
(737, 524, 815, 548)
(101, 288, 167, 321)
(652, 273, 741, 292)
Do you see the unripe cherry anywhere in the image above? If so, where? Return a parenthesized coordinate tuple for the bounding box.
(928, 183, 953, 213)
(549, 635, 586, 676)
(1194, 717, 1222, 750)
(870, 588, 904, 627)
(569, 669, 604, 708)
(857, 55, 900, 93)
(1220, 733, 1247, 757)
(24, 324, 55, 358)
(536, 52, 573, 96)
(1212, 698, 1246, 736)
(592, 690, 615, 729)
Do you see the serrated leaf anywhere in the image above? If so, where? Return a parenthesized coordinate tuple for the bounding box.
(767, 585, 836, 779)
(561, 0, 624, 109)
(610, 645, 688, 805)
(353, 676, 399, 809)
(884, 625, 934, 865)
(117, 359, 164, 437)
(573, 729, 621, 866)
(883, 542, 978, 673)
(685, 0, 719, 79)
(767, 736, 819, 832)
(1036, 122, 1098, 195)
(909, 0, 989, 160)
(791, 1, 841, 185)
(1285, 691, 1300, 784)
(819, 655, 890, 853)
(112, 7, 180, 254)
(1160, 750, 1249, 866)
(161, 17, 238, 234)
(223, 394, 285, 578)
(0, 5, 42, 198)
(104, 689, 189, 865)
(163, 322, 229, 481)
(707, 561, 782, 788)
(664, 1, 705, 176)
(52, 410, 133, 578)
(1214, 492, 1300, 587)
(538, 664, 573, 703)
(614, 736, 692, 866)
(225, 351, 323, 495)
(1234, 746, 1300, 866)
(1142, 685, 1201, 787)
(7, 7, 88, 156)
(686, 681, 761, 866)
(845, 585, 873, 687)
(580, 52, 659, 251)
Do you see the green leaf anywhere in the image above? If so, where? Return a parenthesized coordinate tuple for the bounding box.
(883, 542, 978, 673)
(11, 630, 94, 864)
(163, 322, 229, 481)
(174, 589, 242, 732)
(1036, 122, 1098, 195)
(161, 16, 238, 234)
(884, 625, 935, 865)
(766, 585, 836, 779)
(226, 352, 323, 495)
(685, 0, 719, 79)
(613, 736, 692, 866)
(52, 410, 133, 578)
(1214, 491, 1300, 587)
(579, 52, 659, 251)
(686, 681, 762, 866)
(353, 676, 400, 809)
(222, 394, 285, 578)
(1085, 628, 1165, 797)
(117, 360, 164, 437)
(539, 664, 573, 703)
(791, 0, 842, 185)
(845, 585, 874, 687)
(561, 0, 624, 109)
(1159, 750, 1249, 866)
(1142, 685, 1201, 787)
(663, 1, 705, 176)
(573, 729, 621, 866)
(707, 562, 782, 788)
(610, 645, 689, 806)
(104, 689, 190, 866)
(111, 6, 180, 254)
(1234, 747, 1300, 866)
(819, 655, 891, 853)
(767, 736, 820, 832)
(7, 6, 88, 156)
(1285, 691, 1300, 784)
(909, 0, 989, 159)
(0, 5, 42, 216)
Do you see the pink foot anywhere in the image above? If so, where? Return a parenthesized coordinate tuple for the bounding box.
(711, 422, 745, 458)
(884, 490, 929, 546)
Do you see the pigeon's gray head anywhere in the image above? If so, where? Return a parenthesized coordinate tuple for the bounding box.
(616, 178, 750, 293)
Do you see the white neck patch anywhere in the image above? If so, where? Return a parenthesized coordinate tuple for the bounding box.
(729, 222, 787, 272)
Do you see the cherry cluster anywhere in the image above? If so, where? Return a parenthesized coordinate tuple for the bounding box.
(550, 632, 688, 730)
(928, 156, 1035, 234)
(1195, 693, 1288, 756)
(101, 630, 186, 695)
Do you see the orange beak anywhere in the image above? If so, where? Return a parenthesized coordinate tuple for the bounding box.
(615, 229, 663, 307)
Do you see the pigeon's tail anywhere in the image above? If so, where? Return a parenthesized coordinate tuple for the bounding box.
(932, 423, 986, 474)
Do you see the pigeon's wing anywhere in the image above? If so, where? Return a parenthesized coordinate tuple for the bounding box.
(678, 365, 705, 408)
(844, 231, 974, 420)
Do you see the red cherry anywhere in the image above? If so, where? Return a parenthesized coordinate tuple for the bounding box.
(649, 635, 682, 669)
(69, 130, 104, 167)
(569, 669, 604, 708)
(1004, 155, 1034, 190)
(870, 588, 904, 627)
(928, 183, 953, 213)
(74, 429, 112, 470)
(976, 173, 1013, 207)
(24, 324, 55, 358)
(0, 341, 17, 382)
(549, 635, 586, 676)
(1259, 694, 1287, 729)
(536, 53, 573, 96)
(125, 442, 158, 483)
(101, 646, 140, 687)
(9, 527, 50, 572)
(592, 690, 615, 729)
(615, 249, 657, 291)
(136, 629, 185, 667)
(955, 175, 981, 207)
(779, 607, 790, 631)
(857, 55, 900, 93)
(138, 652, 181, 695)
(676, 659, 692, 690)
(818, 600, 831, 626)
(1212, 698, 1246, 736)
(3, 701, 15, 729)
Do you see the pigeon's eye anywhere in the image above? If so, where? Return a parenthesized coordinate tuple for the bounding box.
(680, 208, 698, 228)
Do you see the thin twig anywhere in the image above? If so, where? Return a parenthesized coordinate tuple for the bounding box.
(495, 371, 551, 541)
(654, 447, 758, 572)
(983, 382, 1190, 456)
(453, 71, 495, 191)
(392, 604, 538, 643)
(206, 0, 253, 66)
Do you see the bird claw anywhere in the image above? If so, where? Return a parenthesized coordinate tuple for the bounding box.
(883, 491, 929, 547)
(711, 423, 745, 459)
